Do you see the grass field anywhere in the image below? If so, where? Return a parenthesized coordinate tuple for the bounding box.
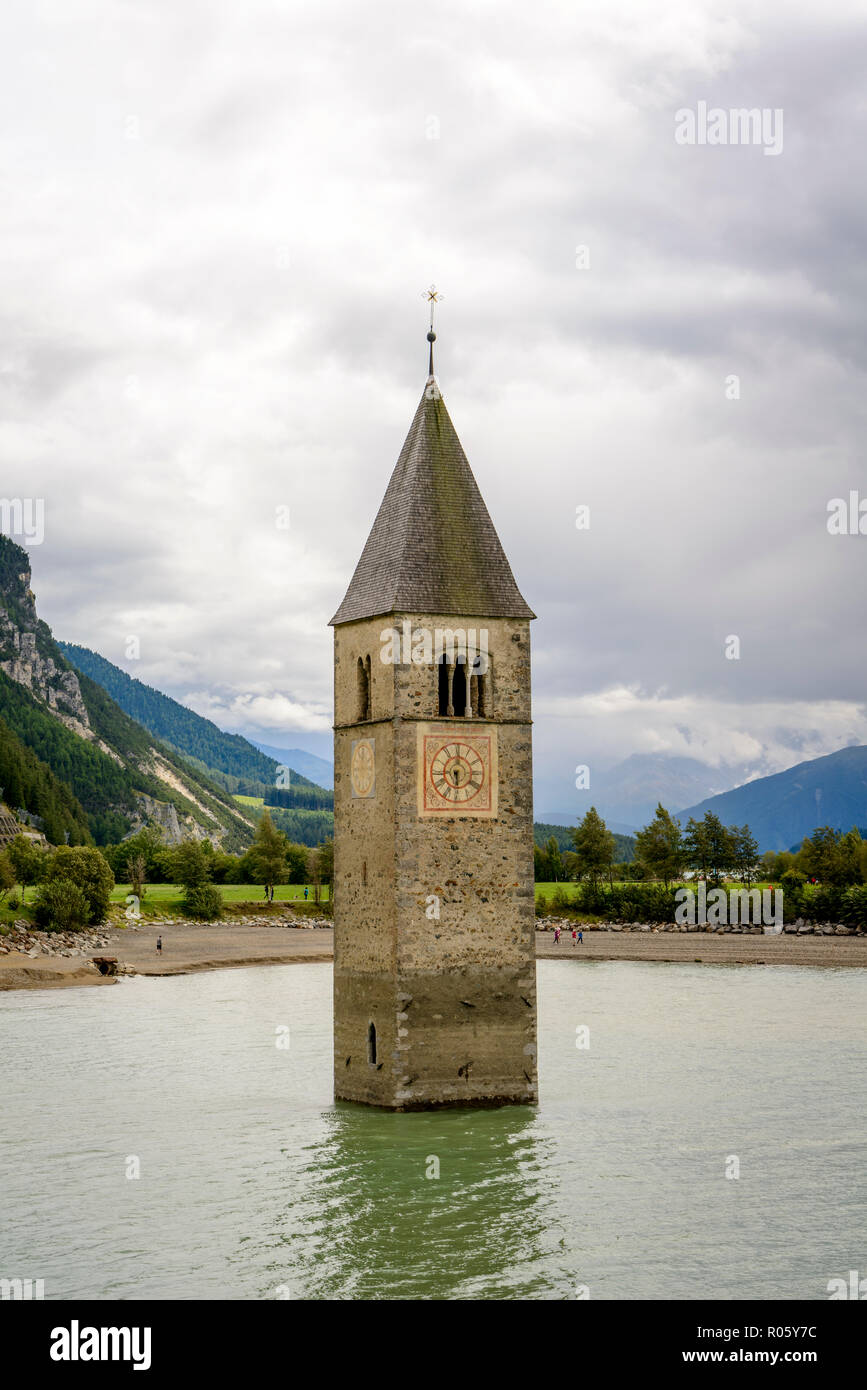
(108, 882, 330, 906)
(232, 795, 265, 807)
(535, 879, 778, 900)
(1, 882, 331, 925)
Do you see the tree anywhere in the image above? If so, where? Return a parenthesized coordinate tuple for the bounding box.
(800, 826, 844, 884)
(732, 824, 761, 889)
(683, 817, 710, 880)
(546, 836, 563, 883)
(246, 811, 288, 899)
(169, 840, 222, 919)
(533, 843, 550, 881)
(704, 813, 735, 883)
(170, 840, 212, 891)
(571, 807, 615, 891)
(125, 853, 147, 901)
(182, 883, 223, 920)
(837, 828, 864, 886)
(8, 834, 47, 894)
(562, 849, 580, 881)
(634, 803, 685, 887)
(684, 812, 734, 883)
(316, 838, 334, 893)
(285, 841, 309, 884)
(0, 850, 15, 900)
(43, 846, 115, 925)
(34, 878, 90, 931)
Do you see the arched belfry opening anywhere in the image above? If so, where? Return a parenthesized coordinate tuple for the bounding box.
(452, 656, 468, 717)
(438, 654, 450, 716)
(438, 654, 489, 718)
(470, 668, 486, 717)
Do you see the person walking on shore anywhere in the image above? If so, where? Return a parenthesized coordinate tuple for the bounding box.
(156, 935, 162, 955)
(571, 928, 577, 946)
(554, 927, 561, 944)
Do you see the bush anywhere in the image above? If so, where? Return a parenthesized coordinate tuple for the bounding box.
(799, 882, 844, 922)
(575, 881, 679, 923)
(840, 885, 867, 927)
(6, 892, 20, 911)
(535, 892, 548, 917)
(551, 883, 574, 911)
(43, 846, 115, 924)
(34, 878, 90, 931)
(182, 883, 223, 920)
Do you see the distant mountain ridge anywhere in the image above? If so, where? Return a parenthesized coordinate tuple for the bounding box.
(675, 745, 867, 852)
(59, 644, 331, 804)
(250, 740, 334, 790)
(590, 753, 756, 829)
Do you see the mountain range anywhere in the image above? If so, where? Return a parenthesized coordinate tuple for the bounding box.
(674, 745, 867, 852)
(539, 753, 761, 832)
(0, 535, 256, 849)
(58, 643, 331, 806)
(3, 534, 863, 858)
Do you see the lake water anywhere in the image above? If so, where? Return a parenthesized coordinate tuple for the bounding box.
(1, 960, 864, 1300)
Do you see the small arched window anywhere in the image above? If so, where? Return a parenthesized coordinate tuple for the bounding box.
(367, 1021, 377, 1066)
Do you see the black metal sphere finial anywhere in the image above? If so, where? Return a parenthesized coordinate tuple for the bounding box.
(422, 286, 443, 378)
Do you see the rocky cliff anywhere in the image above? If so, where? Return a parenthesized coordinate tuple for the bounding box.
(0, 536, 254, 849)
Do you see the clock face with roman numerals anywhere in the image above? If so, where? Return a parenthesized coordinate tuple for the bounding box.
(430, 742, 485, 803)
(418, 726, 497, 816)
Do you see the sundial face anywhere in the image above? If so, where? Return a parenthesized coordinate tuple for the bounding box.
(418, 726, 497, 817)
(350, 737, 375, 798)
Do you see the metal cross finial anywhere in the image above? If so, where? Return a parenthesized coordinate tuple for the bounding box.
(423, 284, 444, 332)
(422, 285, 444, 377)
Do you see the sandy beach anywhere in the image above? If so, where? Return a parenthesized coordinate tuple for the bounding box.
(3, 920, 866, 991)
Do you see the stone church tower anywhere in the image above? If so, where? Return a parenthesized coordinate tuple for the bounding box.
(330, 322, 537, 1110)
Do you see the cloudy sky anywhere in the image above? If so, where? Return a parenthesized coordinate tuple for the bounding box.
(2, 0, 866, 814)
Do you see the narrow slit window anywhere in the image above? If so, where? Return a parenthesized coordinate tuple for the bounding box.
(367, 1021, 377, 1066)
(357, 656, 371, 721)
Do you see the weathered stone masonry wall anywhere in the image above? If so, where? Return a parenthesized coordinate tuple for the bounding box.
(333, 614, 538, 1109)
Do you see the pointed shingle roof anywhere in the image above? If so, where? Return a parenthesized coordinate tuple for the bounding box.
(330, 377, 535, 625)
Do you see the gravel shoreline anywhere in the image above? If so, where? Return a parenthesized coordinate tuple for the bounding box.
(2, 917, 866, 991)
